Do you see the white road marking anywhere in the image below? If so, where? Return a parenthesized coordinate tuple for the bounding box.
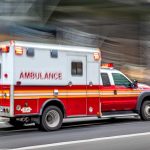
(10, 132, 150, 150)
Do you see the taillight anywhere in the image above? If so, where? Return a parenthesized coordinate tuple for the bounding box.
(15, 47, 23, 55)
(0, 46, 9, 53)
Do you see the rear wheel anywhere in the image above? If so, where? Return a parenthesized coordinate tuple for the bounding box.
(140, 101, 150, 121)
(40, 106, 63, 131)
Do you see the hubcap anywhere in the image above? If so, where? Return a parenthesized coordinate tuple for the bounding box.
(144, 105, 150, 117)
(45, 110, 60, 128)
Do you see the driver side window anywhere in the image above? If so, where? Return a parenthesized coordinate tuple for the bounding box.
(112, 73, 131, 87)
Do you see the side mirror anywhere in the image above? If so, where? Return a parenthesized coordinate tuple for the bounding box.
(131, 80, 138, 88)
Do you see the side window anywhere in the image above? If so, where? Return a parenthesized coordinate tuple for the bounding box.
(112, 73, 131, 87)
(71, 62, 83, 76)
(50, 50, 58, 58)
(26, 48, 35, 57)
(101, 73, 111, 86)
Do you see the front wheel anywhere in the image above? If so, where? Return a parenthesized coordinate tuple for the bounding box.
(140, 101, 150, 121)
(40, 106, 63, 131)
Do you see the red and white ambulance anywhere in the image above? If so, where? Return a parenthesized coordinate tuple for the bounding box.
(0, 40, 150, 131)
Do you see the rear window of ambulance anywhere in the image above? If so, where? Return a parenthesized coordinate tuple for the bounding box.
(101, 73, 110, 86)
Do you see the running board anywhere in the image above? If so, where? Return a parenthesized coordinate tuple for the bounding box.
(100, 113, 139, 119)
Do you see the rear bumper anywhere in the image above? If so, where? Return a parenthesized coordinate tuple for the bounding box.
(0, 106, 11, 117)
(0, 117, 10, 122)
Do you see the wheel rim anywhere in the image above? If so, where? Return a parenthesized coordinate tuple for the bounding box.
(144, 105, 150, 117)
(45, 110, 60, 128)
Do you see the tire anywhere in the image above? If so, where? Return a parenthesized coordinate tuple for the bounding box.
(9, 118, 24, 127)
(40, 106, 63, 131)
(140, 101, 150, 121)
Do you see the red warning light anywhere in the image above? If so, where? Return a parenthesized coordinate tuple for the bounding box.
(0, 46, 9, 53)
(101, 63, 114, 68)
(4, 73, 8, 78)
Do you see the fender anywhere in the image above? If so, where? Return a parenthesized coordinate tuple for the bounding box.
(40, 99, 66, 117)
(136, 91, 150, 113)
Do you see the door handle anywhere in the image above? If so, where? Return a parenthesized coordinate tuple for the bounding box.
(114, 90, 117, 95)
(68, 81, 72, 86)
(89, 81, 93, 86)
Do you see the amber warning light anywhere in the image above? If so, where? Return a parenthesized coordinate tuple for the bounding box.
(93, 52, 101, 61)
(15, 47, 24, 55)
(0, 46, 9, 53)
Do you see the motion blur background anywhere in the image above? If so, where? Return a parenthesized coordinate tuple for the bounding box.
(0, 0, 150, 83)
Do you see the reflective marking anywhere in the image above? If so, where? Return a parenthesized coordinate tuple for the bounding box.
(0, 90, 140, 99)
(13, 92, 140, 97)
(11, 132, 150, 150)
(117, 92, 140, 95)
(14, 93, 54, 96)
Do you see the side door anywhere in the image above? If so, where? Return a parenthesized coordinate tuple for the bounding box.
(111, 72, 138, 110)
(87, 62, 100, 116)
(100, 72, 117, 112)
(67, 55, 87, 116)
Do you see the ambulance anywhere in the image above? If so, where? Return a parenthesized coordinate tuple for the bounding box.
(0, 40, 150, 131)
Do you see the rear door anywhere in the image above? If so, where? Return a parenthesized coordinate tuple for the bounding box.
(0, 56, 2, 109)
(67, 55, 87, 116)
(0, 51, 11, 117)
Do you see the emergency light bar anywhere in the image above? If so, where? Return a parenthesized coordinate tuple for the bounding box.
(0, 45, 25, 55)
(101, 63, 114, 69)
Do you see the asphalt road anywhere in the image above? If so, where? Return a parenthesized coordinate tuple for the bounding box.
(0, 117, 150, 150)
(26, 134, 150, 150)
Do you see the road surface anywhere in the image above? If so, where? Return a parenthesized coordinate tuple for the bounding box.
(0, 117, 150, 150)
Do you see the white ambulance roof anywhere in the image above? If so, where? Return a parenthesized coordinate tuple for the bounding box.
(100, 68, 132, 83)
(100, 68, 122, 74)
(0, 41, 99, 53)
